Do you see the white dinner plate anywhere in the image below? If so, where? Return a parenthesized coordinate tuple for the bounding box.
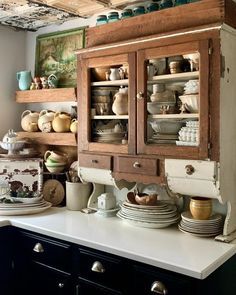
(178, 224, 222, 238)
(0, 201, 52, 215)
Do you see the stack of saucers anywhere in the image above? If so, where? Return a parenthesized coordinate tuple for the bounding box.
(178, 211, 224, 237)
(117, 201, 180, 228)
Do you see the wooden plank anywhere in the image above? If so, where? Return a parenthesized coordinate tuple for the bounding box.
(17, 132, 77, 146)
(150, 71, 199, 83)
(86, 0, 226, 47)
(91, 80, 128, 86)
(16, 88, 77, 103)
(148, 114, 199, 119)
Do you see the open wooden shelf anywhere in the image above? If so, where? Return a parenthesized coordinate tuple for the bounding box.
(17, 132, 77, 146)
(148, 113, 199, 119)
(91, 79, 128, 86)
(149, 71, 199, 84)
(92, 115, 129, 120)
(16, 88, 77, 103)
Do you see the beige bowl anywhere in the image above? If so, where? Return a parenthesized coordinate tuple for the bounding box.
(179, 94, 199, 113)
(189, 197, 212, 220)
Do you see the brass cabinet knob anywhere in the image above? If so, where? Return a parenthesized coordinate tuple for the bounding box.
(91, 159, 98, 164)
(58, 283, 64, 288)
(151, 281, 168, 294)
(33, 242, 44, 253)
(91, 261, 105, 273)
(185, 164, 195, 175)
(133, 161, 141, 168)
(136, 92, 144, 100)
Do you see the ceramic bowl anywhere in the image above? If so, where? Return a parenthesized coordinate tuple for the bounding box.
(189, 197, 212, 220)
(147, 101, 176, 114)
(92, 102, 111, 115)
(149, 119, 185, 134)
(45, 162, 66, 173)
(0, 141, 25, 154)
(179, 94, 199, 113)
(135, 193, 157, 205)
(91, 67, 111, 81)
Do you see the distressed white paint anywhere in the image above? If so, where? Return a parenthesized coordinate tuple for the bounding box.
(0, 26, 26, 139)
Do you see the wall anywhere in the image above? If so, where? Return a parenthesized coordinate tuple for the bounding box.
(0, 26, 26, 139)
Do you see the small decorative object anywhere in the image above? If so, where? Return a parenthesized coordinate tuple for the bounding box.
(44, 150, 67, 173)
(30, 82, 36, 90)
(40, 76, 48, 89)
(147, 2, 159, 12)
(109, 68, 120, 81)
(179, 103, 187, 114)
(119, 64, 129, 78)
(33, 77, 42, 89)
(0, 129, 25, 155)
(112, 87, 128, 115)
(133, 6, 145, 16)
(47, 74, 58, 88)
(35, 28, 85, 88)
(96, 14, 108, 25)
(121, 9, 133, 19)
(2, 129, 18, 143)
(119, 68, 125, 79)
(70, 118, 78, 133)
(38, 110, 55, 132)
(16, 70, 32, 91)
(21, 110, 39, 132)
(52, 112, 71, 132)
(105, 71, 110, 81)
(160, 105, 170, 114)
(159, 0, 173, 9)
(97, 192, 116, 210)
(189, 197, 212, 220)
(107, 11, 119, 23)
(169, 61, 182, 74)
(135, 192, 157, 205)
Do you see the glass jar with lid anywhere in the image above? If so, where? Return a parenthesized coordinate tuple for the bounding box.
(133, 6, 146, 16)
(121, 8, 133, 19)
(96, 15, 108, 26)
(107, 11, 120, 23)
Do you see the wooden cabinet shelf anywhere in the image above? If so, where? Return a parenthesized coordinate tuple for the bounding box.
(16, 88, 77, 103)
(92, 115, 129, 120)
(148, 114, 199, 119)
(17, 132, 77, 146)
(149, 71, 199, 84)
(91, 79, 128, 86)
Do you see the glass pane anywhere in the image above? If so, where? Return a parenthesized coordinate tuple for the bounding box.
(146, 52, 200, 147)
(89, 63, 129, 145)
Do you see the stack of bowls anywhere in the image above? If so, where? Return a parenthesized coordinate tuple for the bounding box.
(44, 150, 68, 173)
(92, 86, 119, 115)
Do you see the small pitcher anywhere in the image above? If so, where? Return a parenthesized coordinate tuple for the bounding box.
(16, 71, 32, 91)
(109, 68, 120, 81)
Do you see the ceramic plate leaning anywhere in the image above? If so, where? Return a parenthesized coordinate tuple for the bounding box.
(0, 201, 52, 215)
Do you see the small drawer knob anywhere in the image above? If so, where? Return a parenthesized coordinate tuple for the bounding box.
(151, 281, 168, 294)
(185, 164, 195, 175)
(33, 242, 44, 253)
(136, 92, 144, 100)
(91, 261, 105, 273)
(91, 159, 98, 164)
(58, 283, 64, 289)
(133, 161, 141, 168)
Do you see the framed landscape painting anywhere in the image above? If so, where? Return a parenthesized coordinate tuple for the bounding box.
(35, 27, 85, 88)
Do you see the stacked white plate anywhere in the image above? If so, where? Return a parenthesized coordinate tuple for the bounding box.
(93, 131, 126, 143)
(0, 195, 52, 216)
(117, 201, 180, 228)
(178, 211, 223, 237)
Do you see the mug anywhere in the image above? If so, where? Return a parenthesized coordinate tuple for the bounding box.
(66, 181, 92, 211)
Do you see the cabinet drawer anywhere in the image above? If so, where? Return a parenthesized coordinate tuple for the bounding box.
(78, 249, 123, 291)
(17, 231, 72, 272)
(132, 264, 193, 295)
(79, 154, 112, 170)
(116, 157, 159, 176)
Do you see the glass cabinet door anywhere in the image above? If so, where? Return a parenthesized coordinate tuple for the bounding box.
(78, 53, 136, 154)
(137, 40, 210, 159)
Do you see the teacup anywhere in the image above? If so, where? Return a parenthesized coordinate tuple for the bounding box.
(44, 150, 68, 164)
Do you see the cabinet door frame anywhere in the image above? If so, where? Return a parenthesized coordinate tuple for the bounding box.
(78, 52, 136, 155)
(137, 39, 210, 159)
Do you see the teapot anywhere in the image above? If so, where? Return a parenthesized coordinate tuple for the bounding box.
(112, 87, 128, 115)
(52, 112, 71, 133)
(21, 110, 39, 132)
(70, 118, 78, 134)
(38, 110, 55, 133)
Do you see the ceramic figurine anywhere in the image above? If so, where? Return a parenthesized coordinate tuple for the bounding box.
(34, 77, 42, 90)
(40, 76, 48, 89)
(30, 82, 36, 90)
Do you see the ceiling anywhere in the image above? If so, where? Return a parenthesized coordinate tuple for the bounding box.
(0, 0, 142, 31)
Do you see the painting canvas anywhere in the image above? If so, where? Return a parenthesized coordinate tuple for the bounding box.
(35, 28, 85, 87)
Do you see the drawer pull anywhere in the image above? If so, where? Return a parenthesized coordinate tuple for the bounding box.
(58, 283, 64, 289)
(133, 161, 141, 168)
(185, 164, 195, 175)
(33, 242, 44, 253)
(91, 159, 98, 164)
(91, 261, 105, 273)
(151, 281, 168, 294)
(136, 92, 144, 100)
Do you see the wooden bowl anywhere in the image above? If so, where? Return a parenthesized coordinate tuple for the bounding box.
(189, 197, 212, 220)
(135, 193, 157, 206)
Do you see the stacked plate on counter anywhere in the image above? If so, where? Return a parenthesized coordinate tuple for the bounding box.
(0, 195, 52, 216)
(117, 201, 180, 228)
(178, 211, 223, 237)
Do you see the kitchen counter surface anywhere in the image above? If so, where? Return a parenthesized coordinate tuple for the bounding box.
(0, 207, 235, 280)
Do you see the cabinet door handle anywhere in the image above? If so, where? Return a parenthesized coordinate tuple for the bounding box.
(151, 281, 168, 294)
(58, 283, 64, 288)
(91, 261, 105, 273)
(133, 161, 141, 168)
(185, 164, 195, 175)
(33, 242, 44, 253)
(136, 92, 144, 100)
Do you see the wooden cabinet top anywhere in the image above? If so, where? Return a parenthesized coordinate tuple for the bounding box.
(85, 0, 236, 48)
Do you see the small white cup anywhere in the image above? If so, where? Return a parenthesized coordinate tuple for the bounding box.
(66, 181, 92, 211)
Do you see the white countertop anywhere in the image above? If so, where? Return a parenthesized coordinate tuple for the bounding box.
(0, 207, 236, 280)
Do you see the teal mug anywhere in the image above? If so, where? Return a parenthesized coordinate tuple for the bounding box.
(16, 70, 32, 91)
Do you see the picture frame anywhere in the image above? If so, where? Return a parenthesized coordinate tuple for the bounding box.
(35, 27, 86, 88)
